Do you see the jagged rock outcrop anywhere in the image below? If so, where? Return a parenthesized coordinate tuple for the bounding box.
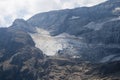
(10, 19, 36, 33)
(0, 28, 44, 80)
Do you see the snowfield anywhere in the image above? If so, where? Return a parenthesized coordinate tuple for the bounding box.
(30, 28, 83, 55)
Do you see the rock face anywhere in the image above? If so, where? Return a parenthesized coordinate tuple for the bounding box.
(27, 0, 120, 36)
(39, 58, 120, 80)
(0, 28, 44, 80)
(27, 0, 120, 62)
(10, 19, 36, 33)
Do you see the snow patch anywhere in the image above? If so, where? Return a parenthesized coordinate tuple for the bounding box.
(112, 56, 120, 61)
(84, 22, 104, 30)
(113, 7, 120, 15)
(30, 28, 84, 56)
(30, 28, 62, 56)
(110, 16, 120, 21)
(100, 55, 116, 63)
(113, 7, 120, 12)
(70, 16, 80, 20)
(72, 56, 81, 59)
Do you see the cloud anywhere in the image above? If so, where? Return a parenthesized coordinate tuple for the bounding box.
(0, 0, 107, 27)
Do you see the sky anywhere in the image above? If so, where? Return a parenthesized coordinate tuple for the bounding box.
(0, 0, 107, 27)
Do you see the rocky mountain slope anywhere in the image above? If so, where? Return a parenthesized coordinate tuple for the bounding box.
(0, 0, 120, 80)
(0, 28, 44, 80)
(11, 0, 120, 62)
(39, 58, 120, 80)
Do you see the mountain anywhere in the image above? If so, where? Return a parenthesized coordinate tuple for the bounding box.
(0, 0, 120, 80)
(11, 0, 120, 62)
(27, 0, 120, 36)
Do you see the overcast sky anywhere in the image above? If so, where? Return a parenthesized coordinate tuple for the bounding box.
(0, 0, 107, 27)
